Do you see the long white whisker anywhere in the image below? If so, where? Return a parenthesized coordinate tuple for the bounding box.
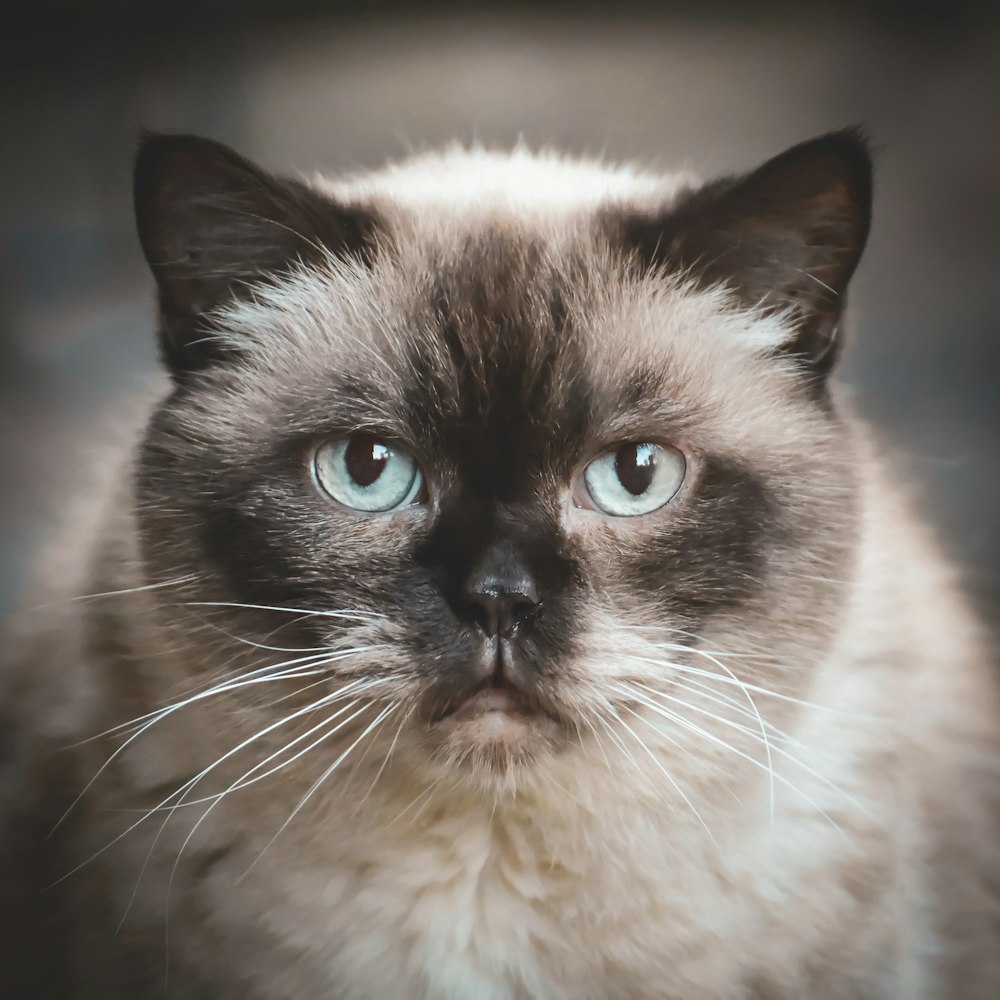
(638, 679, 811, 754)
(53, 647, 373, 832)
(49, 678, 385, 886)
(142, 699, 371, 812)
(610, 707, 718, 847)
(237, 702, 399, 879)
(186, 601, 386, 622)
(27, 574, 199, 612)
(614, 685, 856, 841)
(353, 704, 413, 816)
(163, 678, 387, 815)
(578, 713, 615, 777)
(116, 684, 385, 931)
(161, 695, 390, 977)
(73, 645, 381, 747)
(590, 709, 657, 798)
(185, 619, 333, 655)
(643, 646, 776, 823)
(165, 697, 376, 887)
(617, 652, 875, 718)
(617, 626, 783, 663)
(627, 683, 877, 823)
(661, 673, 777, 727)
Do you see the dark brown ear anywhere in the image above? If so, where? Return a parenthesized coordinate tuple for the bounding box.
(616, 129, 873, 377)
(134, 133, 380, 379)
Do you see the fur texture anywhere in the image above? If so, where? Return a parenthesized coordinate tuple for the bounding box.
(2, 134, 998, 999)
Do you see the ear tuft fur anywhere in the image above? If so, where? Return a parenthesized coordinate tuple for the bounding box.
(134, 132, 381, 379)
(614, 128, 873, 378)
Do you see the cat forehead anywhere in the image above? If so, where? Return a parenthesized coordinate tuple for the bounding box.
(212, 146, 797, 391)
(314, 146, 696, 221)
(210, 227, 800, 465)
(213, 226, 769, 380)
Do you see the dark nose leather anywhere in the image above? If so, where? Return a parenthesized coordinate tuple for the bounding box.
(462, 549, 540, 638)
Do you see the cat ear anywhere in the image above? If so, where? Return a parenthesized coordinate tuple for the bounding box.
(618, 129, 872, 376)
(134, 133, 380, 379)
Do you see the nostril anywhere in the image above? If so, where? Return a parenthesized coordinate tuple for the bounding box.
(463, 587, 539, 639)
(508, 595, 540, 630)
(459, 546, 540, 638)
(466, 592, 501, 637)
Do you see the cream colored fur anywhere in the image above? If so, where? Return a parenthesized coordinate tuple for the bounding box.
(79, 446, 994, 1000)
(5, 147, 999, 999)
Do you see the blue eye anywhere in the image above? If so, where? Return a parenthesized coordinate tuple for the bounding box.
(583, 443, 686, 516)
(314, 434, 423, 513)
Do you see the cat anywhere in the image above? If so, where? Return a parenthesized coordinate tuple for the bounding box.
(2, 128, 999, 999)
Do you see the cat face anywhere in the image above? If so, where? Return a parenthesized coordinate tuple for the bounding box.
(133, 134, 870, 787)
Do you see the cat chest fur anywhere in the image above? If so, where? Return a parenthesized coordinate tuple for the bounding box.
(203, 755, 889, 1000)
(257, 793, 740, 999)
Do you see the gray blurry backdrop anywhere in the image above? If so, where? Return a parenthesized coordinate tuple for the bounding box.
(2, 1, 998, 623)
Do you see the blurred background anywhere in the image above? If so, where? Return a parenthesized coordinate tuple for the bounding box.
(1, 1, 998, 622)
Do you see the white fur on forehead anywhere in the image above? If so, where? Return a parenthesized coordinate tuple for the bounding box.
(209, 251, 814, 468)
(565, 274, 820, 464)
(313, 144, 696, 220)
(210, 145, 806, 423)
(212, 249, 797, 369)
(212, 254, 390, 355)
(215, 146, 804, 368)
(308, 145, 797, 350)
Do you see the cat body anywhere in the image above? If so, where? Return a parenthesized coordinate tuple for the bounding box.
(2, 134, 998, 998)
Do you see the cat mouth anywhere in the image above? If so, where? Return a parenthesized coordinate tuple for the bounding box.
(431, 639, 552, 725)
(441, 670, 533, 722)
(426, 649, 565, 771)
(446, 683, 528, 721)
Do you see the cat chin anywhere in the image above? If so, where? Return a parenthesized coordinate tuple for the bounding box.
(426, 700, 566, 781)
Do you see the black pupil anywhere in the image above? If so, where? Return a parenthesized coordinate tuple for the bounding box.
(615, 443, 656, 496)
(345, 434, 390, 488)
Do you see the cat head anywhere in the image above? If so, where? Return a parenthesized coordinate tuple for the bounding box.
(133, 132, 870, 794)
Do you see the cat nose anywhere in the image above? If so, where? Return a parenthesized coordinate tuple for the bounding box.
(462, 552, 540, 639)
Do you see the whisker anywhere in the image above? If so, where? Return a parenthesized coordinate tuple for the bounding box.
(339, 700, 415, 804)
(352, 704, 414, 816)
(48, 678, 386, 887)
(26, 574, 199, 612)
(72, 645, 383, 747)
(590, 709, 657, 799)
(616, 651, 875, 718)
(182, 614, 333, 655)
(578, 713, 615, 777)
(185, 601, 387, 622)
(162, 678, 389, 816)
(53, 653, 350, 832)
(160, 688, 389, 981)
(156, 634, 386, 704)
(385, 774, 447, 830)
(243, 672, 349, 717)
(117, 683, 389, 931)
(610, 707, 717, 847)
(166, 697, 380, 895)
(637, 679, 810, 753)
(626, 682, 877, 824)
(616, 626, 783, 663)
(140, 697, 373, 812)
(237, 701, 400, 879)
(614, 684, 857, 841)
(641, 645, 776, 823)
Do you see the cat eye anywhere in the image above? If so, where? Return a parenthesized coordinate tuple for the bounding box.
(313, 434, 424, 513)
(581, 443, 686, 517)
